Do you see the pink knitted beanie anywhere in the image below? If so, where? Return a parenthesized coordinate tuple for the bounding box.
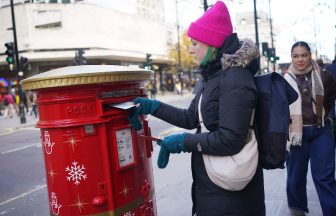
(187, 1, 233, 48)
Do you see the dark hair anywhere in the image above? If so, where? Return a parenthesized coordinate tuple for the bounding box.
(291, 41, 311, 54)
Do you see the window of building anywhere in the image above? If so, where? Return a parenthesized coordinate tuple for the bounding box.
(33, 10, 62, 29)
(35, 22, 62, 29)
(240, 18, 247, 25)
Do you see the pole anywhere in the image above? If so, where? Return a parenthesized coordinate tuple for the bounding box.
(312, 8, 318, 58)
(175, 0, 183, 95)
(10, 0, 19, 72)
(253, 0, 260, 73)
(175, 1, 181, 69)
(203, 0, 208, 11)
(9, 0, 26, 124)
(268, 0, 275, 72)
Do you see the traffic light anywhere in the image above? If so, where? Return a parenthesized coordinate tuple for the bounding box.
(20, 56, 29, 71)
(78, 49, 87, 65)
(5, 42, 15, 65)
(267, 48, 279, 63)
(145, 53, 152, 69)
(73, 49, 87, 65)
(261, 42, 269, 57)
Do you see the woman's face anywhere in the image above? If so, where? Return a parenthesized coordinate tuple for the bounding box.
(189, 39, 209, 65)
(291, 46, 311, 71)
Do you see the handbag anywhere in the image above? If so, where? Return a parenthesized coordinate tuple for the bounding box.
(198, 94, 258, 191)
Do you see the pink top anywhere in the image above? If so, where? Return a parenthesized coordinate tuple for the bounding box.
(4, 93, 14, 104)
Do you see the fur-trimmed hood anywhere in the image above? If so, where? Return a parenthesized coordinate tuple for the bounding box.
(199, 34, 260, 79)
(220, 39, 260, 71)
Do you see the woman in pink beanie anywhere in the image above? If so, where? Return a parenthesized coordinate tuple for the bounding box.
(130, 1, 265, 215)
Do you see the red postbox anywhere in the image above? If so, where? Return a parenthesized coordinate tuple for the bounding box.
(21, 65, 157, 216)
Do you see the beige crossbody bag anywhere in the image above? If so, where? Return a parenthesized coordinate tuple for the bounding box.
(198, 94, 258, 191)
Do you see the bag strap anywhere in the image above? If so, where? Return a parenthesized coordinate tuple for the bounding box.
(198, 94, 208, 132)
(287, 72, 316, 105)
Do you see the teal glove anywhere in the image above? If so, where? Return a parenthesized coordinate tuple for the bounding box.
(132, 97, 160, 115)
(157, 146, 170, 169)
(127, 108, 142, 131)
(157, 133, 187, 154)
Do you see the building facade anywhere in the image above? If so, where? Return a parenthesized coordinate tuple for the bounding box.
(0, 0, 172, 82)
(234, 9, 280, 73)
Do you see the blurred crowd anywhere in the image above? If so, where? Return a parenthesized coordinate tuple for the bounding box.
(0, 88, 37, 119)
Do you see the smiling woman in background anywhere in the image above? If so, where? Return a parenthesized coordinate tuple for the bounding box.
(284, 41, 336, 216)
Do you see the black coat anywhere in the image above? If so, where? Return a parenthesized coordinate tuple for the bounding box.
(325, 61, 336, 81)
(154, 34, 265, 216)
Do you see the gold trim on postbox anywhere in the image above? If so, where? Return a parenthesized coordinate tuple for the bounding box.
(49, 197, 144, 216)
(21, 65, 153, 91)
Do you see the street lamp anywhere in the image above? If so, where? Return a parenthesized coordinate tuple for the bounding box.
(175, 0, 181, 72)
(175, 0, 190, 95)
(268, 0, 276, 72)
(253, 0, 260, 74)
(201, 0, 208, 11)
(310, 2, 331, 58)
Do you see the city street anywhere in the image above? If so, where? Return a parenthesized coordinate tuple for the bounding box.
(0, 0, 334, 214)
(0, 92, 323, 216)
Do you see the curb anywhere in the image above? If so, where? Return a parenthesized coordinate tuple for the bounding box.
(0, 123, 38, 137)
(13, 123, 37, 130)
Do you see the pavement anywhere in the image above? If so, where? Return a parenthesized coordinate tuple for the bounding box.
(0, 91, 185, 135)
(0, 112, 39, 136)
(0, 91, 324, 215)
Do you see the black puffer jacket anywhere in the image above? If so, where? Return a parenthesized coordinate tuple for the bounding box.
(154, 33, 265, 216)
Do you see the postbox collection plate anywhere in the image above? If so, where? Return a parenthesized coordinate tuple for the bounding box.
(115, 128, 136, 168)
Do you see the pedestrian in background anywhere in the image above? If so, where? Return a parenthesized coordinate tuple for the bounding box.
(29, 91, 38, 118)
(325, 55, 336, 137)
(316, 58, 324, 68)
(2, 90, 15, 118)
(146, 80, 157, 99)
(22, 90, 29, 113)
(284, 41, 336, 216)
(129, 1, 264, 215)
(10, 88, 19, 115)
(325, 55, 336, 79)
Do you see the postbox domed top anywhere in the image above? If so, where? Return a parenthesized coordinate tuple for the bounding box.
(20, 65, 153, 90)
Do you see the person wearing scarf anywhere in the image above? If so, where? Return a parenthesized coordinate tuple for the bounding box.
(284, 41, 336, 216)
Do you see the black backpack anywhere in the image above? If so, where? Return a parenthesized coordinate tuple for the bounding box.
(254, 72, 298, 169)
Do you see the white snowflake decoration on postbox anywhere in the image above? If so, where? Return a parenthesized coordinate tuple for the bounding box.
(65, 161, 87, 185)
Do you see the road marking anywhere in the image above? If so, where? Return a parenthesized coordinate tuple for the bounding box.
(1, 142, 41, 155)
(0, 127, 39, 137)
(0, 128, 16, 137)
(0, 184, 46, 207)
